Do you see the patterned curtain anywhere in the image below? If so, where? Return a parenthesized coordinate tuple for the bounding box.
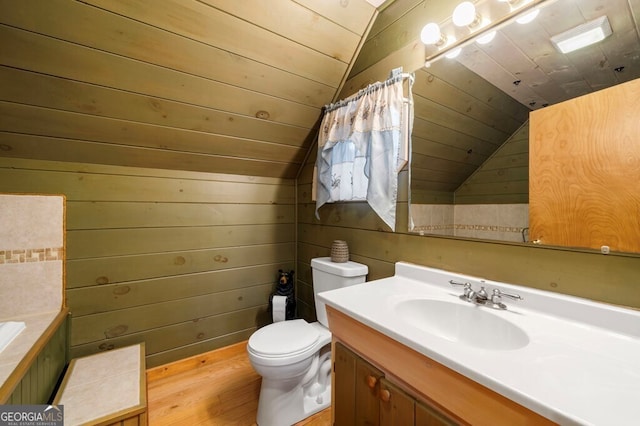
(315, 74, 413, 231)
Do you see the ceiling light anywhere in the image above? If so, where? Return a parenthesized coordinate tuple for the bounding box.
(444, 37, 462, 58)
(551, 15, 612, 54)
(453, 2, 480, 27)
(421, 23, 446, 46)
(516, 8, 539, 24)
(446, 47, 462, 59)
(476, 30, 496, 44)
(499, 0, 532, 6)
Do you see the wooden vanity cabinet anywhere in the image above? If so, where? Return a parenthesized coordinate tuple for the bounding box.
(328, 306, 555, 426)
(379, 378, 415, 426)
(381, 377, 455, 426)
(334, 342, 458, 426)
(334, 341, 382, 425)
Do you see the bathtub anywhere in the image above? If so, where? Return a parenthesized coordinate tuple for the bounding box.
(0, 321, 26, 353)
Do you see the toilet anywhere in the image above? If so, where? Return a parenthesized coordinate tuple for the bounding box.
(247, 257, 368, 426)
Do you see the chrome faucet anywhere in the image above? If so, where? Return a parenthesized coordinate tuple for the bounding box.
(490, 288, 523, 310)
(449, 280, 475, 301)
(449, 280, 522, 310)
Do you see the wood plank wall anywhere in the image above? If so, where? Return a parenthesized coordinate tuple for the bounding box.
(410, 64, 529, 204)
(297, 151, 640, 321)
(0, 0, 375, 178)
(0, 158, 295, 367)
(6, 318, 67, 404)
(455, 121, 530, 204)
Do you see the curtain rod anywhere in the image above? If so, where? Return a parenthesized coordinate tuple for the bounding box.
(323, 72, 414, 114)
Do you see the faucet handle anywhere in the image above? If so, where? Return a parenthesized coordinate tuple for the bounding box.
(449, 280, 475, 300)
(491, 288, 523, 303)
(448, 280, 470, 288)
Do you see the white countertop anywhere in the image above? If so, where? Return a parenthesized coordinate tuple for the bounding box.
(318, 262, 640, 426)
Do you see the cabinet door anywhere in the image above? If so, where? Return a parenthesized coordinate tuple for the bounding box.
(334, 342, 384, 426)
(334, 342, 357, 425)
(529, 78, 640, 253)
(416, 400, 459, 426)
(355, 353, 383, 425)
(379, 377, 415, 426)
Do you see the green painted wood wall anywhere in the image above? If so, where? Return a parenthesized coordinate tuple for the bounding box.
(0, 158, 295, 367)
(6, 318, 67, 404)
(297, 150, 640, 322)
(455, 122, 530, 205)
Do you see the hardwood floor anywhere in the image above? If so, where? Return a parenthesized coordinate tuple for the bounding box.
(147, 341, 332, 425)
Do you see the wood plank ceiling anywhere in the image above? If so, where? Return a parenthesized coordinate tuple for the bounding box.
(0, 0, 377, 178)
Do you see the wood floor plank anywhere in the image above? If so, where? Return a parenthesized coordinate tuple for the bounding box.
(147, 341, 331, 425)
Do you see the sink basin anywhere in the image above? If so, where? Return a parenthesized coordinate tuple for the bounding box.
(395, 299, 529, 351)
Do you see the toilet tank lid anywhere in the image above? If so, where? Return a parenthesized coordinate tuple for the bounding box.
(311, 257, 368, 277)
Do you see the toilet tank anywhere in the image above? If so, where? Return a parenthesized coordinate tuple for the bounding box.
(311, 257, 368, 327)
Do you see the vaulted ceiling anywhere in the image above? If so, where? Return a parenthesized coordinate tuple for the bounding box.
(1, 0, 638, 193)
(0, 0, 378, 178)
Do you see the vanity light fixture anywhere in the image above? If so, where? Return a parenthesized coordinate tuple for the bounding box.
(445, 36, 462, 58)
(551, 15, 612, 54)
(423, 0, 552, 67)
(446, 47, 463, 59)
(452, 2, 481, 27)
(476, 30, 496, 45)
(516, 8, 539, 24)
(499, 0, 533, 7)
(420, 22, 447, 46)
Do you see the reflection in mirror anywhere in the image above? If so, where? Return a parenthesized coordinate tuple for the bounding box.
(407, 0, 640, 248)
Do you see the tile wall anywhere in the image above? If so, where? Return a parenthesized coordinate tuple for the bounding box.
(0, 194, 64, 318)
(410, 204, 529, 243)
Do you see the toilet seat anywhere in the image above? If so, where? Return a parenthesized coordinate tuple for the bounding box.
(248, 320, 321, 366)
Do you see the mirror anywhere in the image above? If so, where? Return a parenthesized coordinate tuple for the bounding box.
(403, 0, 640, 247)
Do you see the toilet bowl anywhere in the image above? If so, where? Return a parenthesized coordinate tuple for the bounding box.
(247, 257, 368, 426)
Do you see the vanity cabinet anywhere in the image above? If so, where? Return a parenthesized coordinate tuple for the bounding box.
(334, 341, 382, 425)
(334, 342, 458, 426)
(328, 306, 555, 425)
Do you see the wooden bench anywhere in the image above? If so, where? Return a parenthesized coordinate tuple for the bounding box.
(53, 343, 147, 426)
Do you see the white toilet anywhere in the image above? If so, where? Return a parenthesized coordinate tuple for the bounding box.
(247, 257, 368, 426)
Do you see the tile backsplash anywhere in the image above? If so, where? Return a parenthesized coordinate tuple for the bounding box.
(410, 204, 529, 243)
(0, 248, 64, 264)
(0, 194, 65, 318)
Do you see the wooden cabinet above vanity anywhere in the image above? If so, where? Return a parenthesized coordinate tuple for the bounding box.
(529, 77, 640, 253)
(328, 307, 554, 426)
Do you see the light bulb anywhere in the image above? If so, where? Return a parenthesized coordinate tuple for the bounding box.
(516, 8, 539, 24)
(476, 30, 496, 45)
(453, 2, 477, 27)
(446, 47, 462, 59)
(444, 36, 462, 59)
(421, 23, 443, 45)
